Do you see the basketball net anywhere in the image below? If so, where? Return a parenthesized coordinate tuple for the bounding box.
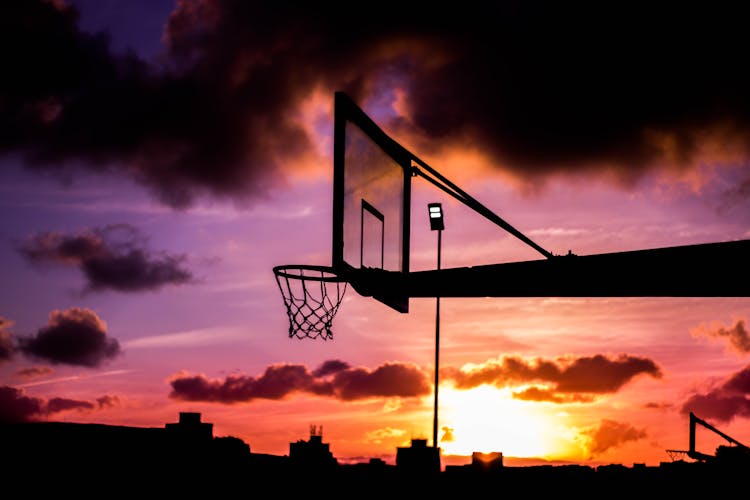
(273, 265, 347, 340)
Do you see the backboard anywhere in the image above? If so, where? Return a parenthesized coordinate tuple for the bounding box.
(332, 92, 412, 312)
(330, 91, 750, 314)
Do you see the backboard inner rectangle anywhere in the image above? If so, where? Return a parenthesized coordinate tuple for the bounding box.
(361, 199, 384, 269)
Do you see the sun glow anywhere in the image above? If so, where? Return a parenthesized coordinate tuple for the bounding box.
(439, 385, 560, 458)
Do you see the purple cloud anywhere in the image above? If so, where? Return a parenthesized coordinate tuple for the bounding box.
(18, 308, 121, 367)
(169, 360, 430, 403)
(681, 364, 750, 422)
(19, 224, 193, 293)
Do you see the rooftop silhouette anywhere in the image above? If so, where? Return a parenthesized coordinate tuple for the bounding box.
(2, 412, 747, 496)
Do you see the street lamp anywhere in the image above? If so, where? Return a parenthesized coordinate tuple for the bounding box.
(428, 203, 443, 451)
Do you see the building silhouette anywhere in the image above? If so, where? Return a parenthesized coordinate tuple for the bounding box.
(289, 424, 338, 470)
(395, 438, 441, 475)
(2, 413, 746, 496)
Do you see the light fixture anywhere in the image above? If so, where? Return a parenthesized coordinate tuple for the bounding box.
(428, 203, 444, 231)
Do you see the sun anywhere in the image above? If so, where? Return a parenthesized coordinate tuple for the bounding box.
(438, 385, 561, 458)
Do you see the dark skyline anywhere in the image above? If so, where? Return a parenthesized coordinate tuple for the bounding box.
(1, 0, 749, 467)
(3, 411, 747, 497)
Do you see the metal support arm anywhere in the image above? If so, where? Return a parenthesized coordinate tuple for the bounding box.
(411, 158, 554, 260)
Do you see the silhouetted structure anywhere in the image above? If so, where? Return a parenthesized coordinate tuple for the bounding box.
(472, 451, 504, 471)
(396, 438, 441, 476)
(289, 424, 338, 470)
(0, 412, 251, 493)
(165, 411, 213, 439)
(164, 411, 214, 457)
(666, 412, 750, 468)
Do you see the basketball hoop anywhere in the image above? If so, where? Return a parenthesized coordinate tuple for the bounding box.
(273, 265, 348, 340)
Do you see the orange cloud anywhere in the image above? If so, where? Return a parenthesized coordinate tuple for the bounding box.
(443, 354, 662, 395)
(364, 427, 407, 445)
(14, 366, 53, 379)
(692, 318, 750, 355)
(577, 419, 647, 458)
(440, 426, 455, 443)
(643, 401, 672, 410)
(512, 386, 595, 404)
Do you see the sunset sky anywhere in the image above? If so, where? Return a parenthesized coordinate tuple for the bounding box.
(2, 0, 750, 468)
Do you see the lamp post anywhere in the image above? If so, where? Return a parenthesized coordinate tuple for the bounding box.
(428, 203, 444, 450)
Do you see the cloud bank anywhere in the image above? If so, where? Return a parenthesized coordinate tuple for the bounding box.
(443, 354, 662, 402)
(0, 385, 117, 423)
(577, 419, 647, 458)
(170, 353, 661, 405)
(2, 1, 749, 207)
(169, 359, 431, 403)
(19, 224, 193, 293)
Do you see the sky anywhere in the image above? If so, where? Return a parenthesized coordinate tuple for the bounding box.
(1, 0, 750, 468)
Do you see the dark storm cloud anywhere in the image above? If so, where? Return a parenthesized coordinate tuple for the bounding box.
(0, 385, 115, 422)
(3, 1, 749, 208)
(680, 364, 750, 422)
(168, 359, 430, 403)
(0, 0, 308, 207)
(19, 224, 193, 293)
(580, 419, 647, 457)
(403, 4, 750, 181)
(18, 307, 121, 367)
(0, 317, 15, 363)
(443, 354, 662, 396)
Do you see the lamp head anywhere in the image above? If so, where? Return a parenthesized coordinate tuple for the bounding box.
(428, 203, 444, 231)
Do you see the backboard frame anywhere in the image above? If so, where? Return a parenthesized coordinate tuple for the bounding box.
(332, 91, 412, 312)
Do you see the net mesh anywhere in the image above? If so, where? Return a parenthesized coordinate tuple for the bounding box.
(273, 265, 347, 340)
